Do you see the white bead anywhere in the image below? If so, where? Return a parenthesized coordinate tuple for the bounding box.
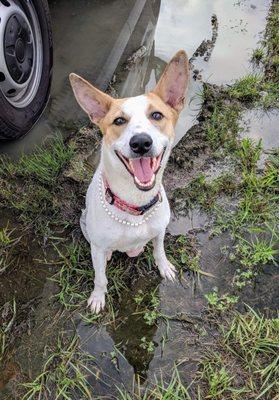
(122, 221, 126, 224)
(126, 222, 130, 225)
(115, 217, 119, 221)
(108, 211, 112, 216)
(135, 223, 139, 226)
(105, 207, 108, 212)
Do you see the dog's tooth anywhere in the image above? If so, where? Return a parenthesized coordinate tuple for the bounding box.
(152, 157, 156, 171)
(129, 160, 134, 172)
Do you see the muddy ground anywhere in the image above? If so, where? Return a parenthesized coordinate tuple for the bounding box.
(0, 1, 279, 399)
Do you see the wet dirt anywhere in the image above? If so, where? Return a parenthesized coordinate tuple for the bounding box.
(0, 0, 278, 398)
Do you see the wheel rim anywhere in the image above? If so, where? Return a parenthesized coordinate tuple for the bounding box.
(0, 0, 43, 108)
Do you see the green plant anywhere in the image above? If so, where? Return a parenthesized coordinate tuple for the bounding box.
(18, 134, 75, 186)
(235, 232, 278, 267)
(228, 74, 262, 101)
(224, 308, 279, 399)
(251, 47, 265, 63)
(233, 269, 257, 289)
(23, 336, 96, 400)
(200, 356, 235, 399)
(205, 288, 238, 312)
(140, 337, 155, 354)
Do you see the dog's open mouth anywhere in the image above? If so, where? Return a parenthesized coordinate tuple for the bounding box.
(116, 150, 164, 191)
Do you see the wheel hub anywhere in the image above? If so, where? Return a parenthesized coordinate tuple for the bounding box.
(4, 13, 34, 84)
(0, 0, 43, 107)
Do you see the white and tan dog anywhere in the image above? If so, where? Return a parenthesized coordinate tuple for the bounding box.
(69, 50, 189, 313)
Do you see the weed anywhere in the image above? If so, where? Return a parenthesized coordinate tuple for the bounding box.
(234, 233, 278, 268)
(117, 368, 191, 400)
(205, 287, 239, 312)
(23, 336, 96, 400)
(166, 235, 213, 279)
(199, 355, 235, 399)
(134, 290, 145, 305)
(205, 103, 241, 151)
(251, 47, 265, 63)
(228, 74, 262, 102)
(233, 269, 257, 289)
(18, 134, 75, 186)
(236, 138, 262, 174)
(140, 337, 155, 353)
(224, 308, 279, 399)
(133, 287, 161, 326)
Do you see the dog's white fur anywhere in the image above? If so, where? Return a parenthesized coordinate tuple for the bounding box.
(70, 51, 189, 313)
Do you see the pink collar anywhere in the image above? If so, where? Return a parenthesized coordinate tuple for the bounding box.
(102, 175, 162, 216)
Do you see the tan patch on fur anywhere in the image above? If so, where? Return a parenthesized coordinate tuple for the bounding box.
(99, 98, 129, 145)
(146, 92, 178, 138)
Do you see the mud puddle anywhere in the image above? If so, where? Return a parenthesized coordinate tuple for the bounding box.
(242, 108, 279, 149)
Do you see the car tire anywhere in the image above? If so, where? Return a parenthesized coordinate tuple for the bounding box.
(0, 0, 53, 141)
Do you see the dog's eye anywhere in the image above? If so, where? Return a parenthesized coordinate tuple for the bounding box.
(151, 111, 164, 121)
(113, 117, 127, 126)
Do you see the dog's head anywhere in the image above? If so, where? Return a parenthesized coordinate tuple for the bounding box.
(70, 50, 189, 192)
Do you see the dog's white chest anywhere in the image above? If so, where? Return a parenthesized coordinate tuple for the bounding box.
(84, 173, 170, 253)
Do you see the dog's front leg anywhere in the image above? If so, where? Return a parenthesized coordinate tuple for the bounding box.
(153, 230, 176, 281)
(87, 244, 108, 313)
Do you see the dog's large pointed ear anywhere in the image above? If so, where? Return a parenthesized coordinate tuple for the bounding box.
(69, 73, 112, 125)
(153, 50, 189, 113)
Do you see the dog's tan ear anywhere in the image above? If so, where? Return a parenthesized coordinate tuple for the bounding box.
(153, 50, 189, 113)
(69, 73, 112, 124)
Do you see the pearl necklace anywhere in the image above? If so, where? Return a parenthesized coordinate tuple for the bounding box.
(98, 174, 161, 226)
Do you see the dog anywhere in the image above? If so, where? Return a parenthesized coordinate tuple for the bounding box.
(69, 50, 189, 313)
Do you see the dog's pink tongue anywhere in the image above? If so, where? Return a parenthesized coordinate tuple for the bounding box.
(131, 157, 153, 183)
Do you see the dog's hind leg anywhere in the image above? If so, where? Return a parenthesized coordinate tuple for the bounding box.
(153, 230, 176, 281)
(80, 209, 90, 243)
(87, 244, 108, 313)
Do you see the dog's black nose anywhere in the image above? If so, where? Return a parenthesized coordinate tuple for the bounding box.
(129, 133, 153, 155)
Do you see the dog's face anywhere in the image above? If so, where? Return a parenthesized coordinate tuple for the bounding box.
(70, 50, 189, 191)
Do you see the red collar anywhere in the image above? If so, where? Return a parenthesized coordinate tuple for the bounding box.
(102, 175, 162, 216)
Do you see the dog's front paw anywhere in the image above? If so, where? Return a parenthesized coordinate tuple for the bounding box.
(87, 290, 106, 314)
(158, 260, 176, 281)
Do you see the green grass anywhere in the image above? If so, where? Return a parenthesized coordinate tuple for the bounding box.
(0, 134, 75, 186)
(224, 308, 279, 399)
(199, 355, 236, 399)
(228, 74, 262, 102)
(22, 336, 96, 400)
(234, 231, 278, 268)
(172, 172, 238, 213)
(0, 135, 76, 231)
(117, 368, 192, 400)
(251, 47, 265, 63)
(205, 102, 241, 151)
(265, 1, 279, 79)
